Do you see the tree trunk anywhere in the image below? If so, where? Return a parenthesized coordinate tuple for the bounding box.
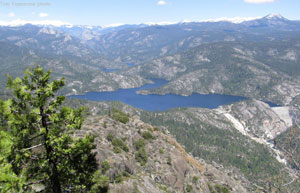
(41, 106, 62, 193)
(50, 167, 62, 193)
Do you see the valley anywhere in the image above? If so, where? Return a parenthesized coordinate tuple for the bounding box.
(1, 13, 300, 192)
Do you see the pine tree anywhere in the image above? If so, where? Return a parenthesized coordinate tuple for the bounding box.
(0, 66, 98, 192)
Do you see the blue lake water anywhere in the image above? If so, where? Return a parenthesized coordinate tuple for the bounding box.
(127, 63, 136, 67)
(102, 68, 120, 72)
(70, 79, 281, 111)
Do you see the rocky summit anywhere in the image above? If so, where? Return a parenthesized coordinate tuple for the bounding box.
(80, 114, 248, 193)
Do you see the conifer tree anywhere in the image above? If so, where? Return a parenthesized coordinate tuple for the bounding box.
(0, 66, 98, 192)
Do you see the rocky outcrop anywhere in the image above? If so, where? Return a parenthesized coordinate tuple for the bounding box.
(81, 115, 249, 193)
(221, 99, 290, 140)
(217, 100, 291, 165)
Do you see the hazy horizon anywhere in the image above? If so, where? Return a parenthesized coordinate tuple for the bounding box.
(0, 0, 299, 26)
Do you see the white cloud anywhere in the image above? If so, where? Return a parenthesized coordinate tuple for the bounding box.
(244, 0, 275, 4)
(39, 13, 48, 18)
(8, 12, 15, 17)
(157, 1, 168, 5)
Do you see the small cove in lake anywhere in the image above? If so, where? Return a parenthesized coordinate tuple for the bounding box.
(70, 79, 279, 111)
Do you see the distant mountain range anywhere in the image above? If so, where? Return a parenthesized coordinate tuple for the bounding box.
(78, 13, 300, 63)
(1, 13, 299, 43)
(1, 13, 300, 104)
(0, 13, 298, 27)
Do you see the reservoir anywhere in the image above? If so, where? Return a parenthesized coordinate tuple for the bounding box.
(70, 79, 277, 111)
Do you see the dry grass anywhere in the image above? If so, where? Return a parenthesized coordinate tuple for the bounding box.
(164, 134, 205, 173)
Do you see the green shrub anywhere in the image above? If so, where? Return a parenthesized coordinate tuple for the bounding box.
(112, 138, 129, 152)
(134, 138, 146, 150)
(114, 171, 130, 184)
(208, 184, 214, 192)
(134, 138, 148, 166)
(135, 148, 147, 166)
(186, 184, 193, 192)
(167, 155, 172, 165)
(106, 132, 114, 142)
(113, 146, 121, 153)
(159, 148, 164, 154)
(111, 108, 130, 124)
(158, 184, 170, 193)
(142, 131, 155, 140)
(192, 176, 199, 184)
(215, 184, 230, 193)
(208, 184, 231, 193)
(114, 173, 123, 183)
(90, 171, 110, 193)
(101, 160, 110, 174)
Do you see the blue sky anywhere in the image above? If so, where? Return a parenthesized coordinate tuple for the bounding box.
(0, 0, 299, 26)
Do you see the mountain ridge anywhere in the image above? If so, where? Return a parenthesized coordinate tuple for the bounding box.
(80, 112, 250, 192)
(65, 98, 298, 192)
(0, 13, 298, 28)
